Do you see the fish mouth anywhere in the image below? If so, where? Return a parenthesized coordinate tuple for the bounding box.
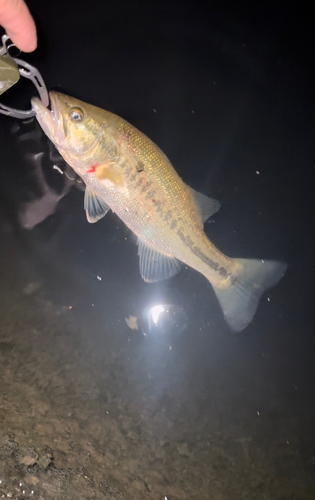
(49, 92, 60, 125)
(31, 91, 64, 144)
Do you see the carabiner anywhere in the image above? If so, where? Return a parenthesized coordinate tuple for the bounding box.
(0, 34, 49, 119)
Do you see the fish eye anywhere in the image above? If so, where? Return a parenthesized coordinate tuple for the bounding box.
(69, 107, 84, 122)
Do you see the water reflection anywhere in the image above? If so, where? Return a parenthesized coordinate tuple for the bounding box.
(19, 152, 74, 229)
(145, 303, 187, 335)
(1, 119, 81, 231)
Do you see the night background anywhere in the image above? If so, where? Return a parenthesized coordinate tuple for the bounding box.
(0, 1, 314, 499)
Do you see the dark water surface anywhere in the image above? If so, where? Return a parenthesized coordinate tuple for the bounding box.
(1, 1, 314, 499)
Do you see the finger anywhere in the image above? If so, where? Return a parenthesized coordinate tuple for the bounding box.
(0, 0, 37, 52)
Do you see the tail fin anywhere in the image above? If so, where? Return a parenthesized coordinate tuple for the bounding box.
(213, 259, 287, 332)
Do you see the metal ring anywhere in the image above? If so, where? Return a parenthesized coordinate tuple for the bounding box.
(0, 33, 49, 119)
(0, 58, 49, 118)
(0, 34, 10, 56)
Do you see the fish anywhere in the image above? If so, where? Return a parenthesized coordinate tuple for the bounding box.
(31, 92, 287, 331)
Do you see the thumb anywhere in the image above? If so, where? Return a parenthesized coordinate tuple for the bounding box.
(0, 0, 37, 52)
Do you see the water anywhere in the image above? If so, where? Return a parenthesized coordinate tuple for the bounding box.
(0, 1, 314, 499)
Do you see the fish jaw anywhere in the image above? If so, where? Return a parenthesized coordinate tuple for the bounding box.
(31, 92, 67, 147)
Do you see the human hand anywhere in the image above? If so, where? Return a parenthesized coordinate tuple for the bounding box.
(0, 0, 37, 52)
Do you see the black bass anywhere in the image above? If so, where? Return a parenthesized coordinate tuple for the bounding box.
(32, 92, 287, 331)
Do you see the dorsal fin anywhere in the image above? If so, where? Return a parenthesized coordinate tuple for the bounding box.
(188, 186, 220, 222)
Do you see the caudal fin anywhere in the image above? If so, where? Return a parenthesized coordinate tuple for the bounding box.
(213, 258, 287, 332)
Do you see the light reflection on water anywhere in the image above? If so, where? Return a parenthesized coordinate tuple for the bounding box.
(145, 303, 187, 335)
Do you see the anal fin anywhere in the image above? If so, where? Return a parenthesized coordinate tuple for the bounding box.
(137, 238, 181, 282)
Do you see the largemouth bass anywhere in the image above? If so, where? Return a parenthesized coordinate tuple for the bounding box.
(32, 92, 287, 331)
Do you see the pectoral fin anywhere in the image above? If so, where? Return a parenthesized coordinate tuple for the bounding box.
(137, 238, 181, 282)
(84, 186, 110, 223)
(188, 186, 220, 222)
(95, 164, 124, 186)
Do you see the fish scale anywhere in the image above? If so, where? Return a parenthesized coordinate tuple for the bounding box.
(89, 116, 205, 257)
(116, 119, 210, 253)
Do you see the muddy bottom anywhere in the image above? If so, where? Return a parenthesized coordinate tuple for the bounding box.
(0, 219, 314, 500)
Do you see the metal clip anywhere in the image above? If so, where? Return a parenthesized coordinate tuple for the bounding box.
(0, 34, 49, 119)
